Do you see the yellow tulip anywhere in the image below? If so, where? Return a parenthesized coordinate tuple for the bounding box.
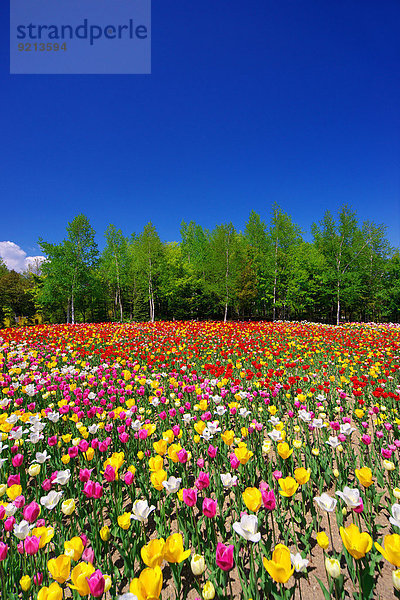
(294, 467, 310, 485)
(242, 487, 262, 512)
(263, 544, 294, 583)
(61, 499, 76, 516)
(163, 533, 191, 563)
(202, 580, 216, 599)
(167, 443, 182, 463)
(148, 455, 164, 472)
(194, 421, 206, 435)
(48, 554, 71, 584)
(340, 524, 372, 559)
(278, 477, 299, 497)
(118, 512, 132, 530)
(129, 566, 163, 600)
(221, 430, 235, 446)
(375, 534, 400, 567)
(234, 445, 253, 465)
(33, 526, 54, 549)
(6, 484, 22, 501)
(141, 538, 165, 568)
(316, 531, 329, 550)
(100, 526, 111, 542)
(277, 442, 293, 460)
(64, 536, 84, 561)
(37, 582, 63, 600)
(69, 562, 95, 596)
(355, 467, 373, 488)
(20, 575, 31, 592)
(153, 439, 168, 456)
(151, 469, 167, 491)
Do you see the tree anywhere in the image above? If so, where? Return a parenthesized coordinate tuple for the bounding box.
(100, 225, 129, 321)
(268, 204, 302, 320)
(134, 223, 164, 322)
(244, 211, 270, 317)
(39, 215, 98, 324)
(312, 206, 367, 325)
(207, 223, 242, 322)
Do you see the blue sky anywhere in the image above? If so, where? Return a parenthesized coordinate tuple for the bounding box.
(1, 0, 399, 268)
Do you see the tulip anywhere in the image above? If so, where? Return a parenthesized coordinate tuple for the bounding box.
(61, 499, 76, 516)
(290, 552, 309, 573)
(163, 533, 191, 563)
(278, 477, 299, 497)
(355, 467, 373, 488)
(325, 557, 341, 579)
(24, 535, 40, 555)
(393, 569, 400, 591)
(195, 471, 210, 490)
(87, 569, 105, 597)
(37, 582, 63, 600)
(191, 554, 206, 576)
(0, 542, 8, 561)
(70, 562, 96, 596)
(182, 488, 198, 507)
(132, 499, 156, 522)
(100, 526, 111, 542)
(20, 575, 31, 592)
(314, 493, 337, 512)
(47, 554, 71, 584)
(23, 501, 41, 523)
(242, 487, 262, 512)
(202, 498, 217, 518)
(232, 514, 261, 542)
(64, 536, 84, 561)
(375, 534, 400, 567)
(277, 442, 293, 460)
(316, 531, 329, 550)
(263, 544, 294, 584)
(129, 566, 163, 599)
(336, 487, 362, 510)
(216, 542, 234, 571)
(294, 467, 310, 485)
(340, 524, 372, 559)
(202, 581, 216, 599)
(118, 512, 132, 530)
(141, 538, 165, 568)
(151, 469, 167, 491)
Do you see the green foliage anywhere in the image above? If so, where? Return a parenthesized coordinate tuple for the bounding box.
(1, 206, 397, 325)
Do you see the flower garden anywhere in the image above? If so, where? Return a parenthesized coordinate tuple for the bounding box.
(0, 320, 400, 600)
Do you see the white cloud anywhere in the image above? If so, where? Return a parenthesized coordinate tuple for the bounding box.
(0, 241, 46, 274)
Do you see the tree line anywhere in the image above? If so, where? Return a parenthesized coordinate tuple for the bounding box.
(1, 204, 400, 327)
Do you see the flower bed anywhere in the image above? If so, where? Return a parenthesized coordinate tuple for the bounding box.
(0, 321, 399, 599)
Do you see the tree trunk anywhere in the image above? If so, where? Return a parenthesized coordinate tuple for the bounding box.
(273, 237, 278, 321)
(336, 278, 340, 326)
(224, 247, 229, 323)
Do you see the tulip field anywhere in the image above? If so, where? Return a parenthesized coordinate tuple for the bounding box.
(1, 320, 400, 600)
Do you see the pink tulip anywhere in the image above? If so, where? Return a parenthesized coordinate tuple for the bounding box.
(103, 465, 116, 482)
(216, 542, 234, 571)
(177, 448, 188, 464)
(207, 445, 217, 459)
(87, 569, 105, 597)
(202, 498, 217, 518)
(79, 468, 93, 483)
(182, 488, 197, 507)
(261, 489, 276, 511)
(0, 542, 8, 561)
(195, 471, 210, 490)
(24, 536, 40, 555)
(12, 453, 24, 467)
(23, 501, 40, 523)
(82, 547, 95, 563)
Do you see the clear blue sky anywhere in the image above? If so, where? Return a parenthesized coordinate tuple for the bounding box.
(1, 0, 399, 261)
